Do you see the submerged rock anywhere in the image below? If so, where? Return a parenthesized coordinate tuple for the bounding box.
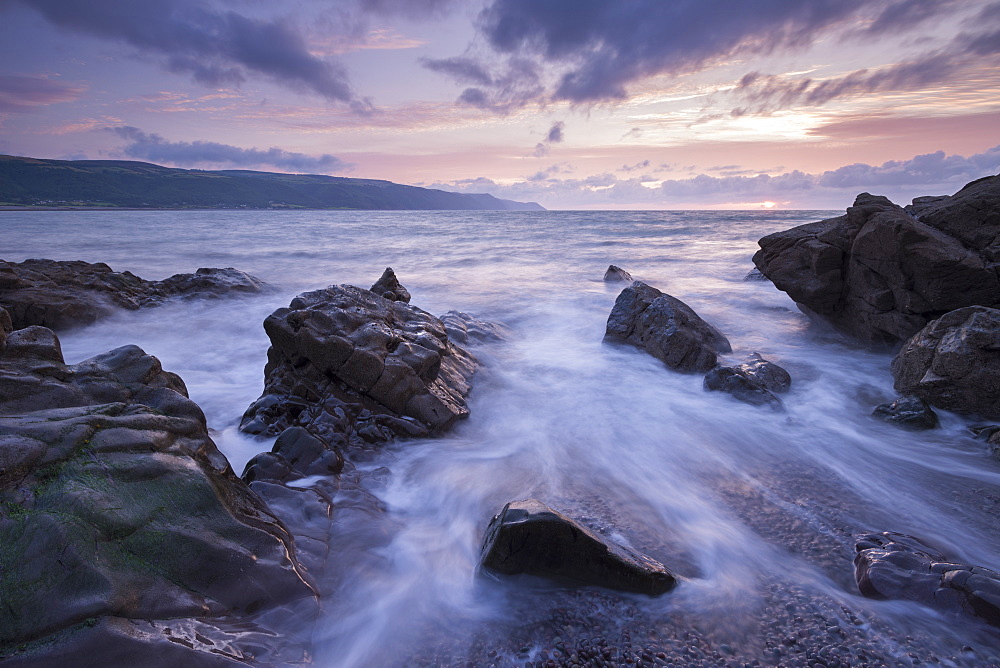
(480, 499, 677, 595)
(704, 353, 790, 408)
(743, 268, 769, 281)
(0, 258, 268, 330)
(604, 265, 634, 282)
(891, 306, 1000, 419)
(0, 314, 315, 660)
(369, 267, 411, 303)
(855, 532, 1000, 628)
(605, 281, 731, 373)
(752, 175, 1000, 345)
(872, 396, 939, 430)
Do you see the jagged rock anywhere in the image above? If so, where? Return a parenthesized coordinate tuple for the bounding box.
(704, 353, 790, 407)
(872, 396, 939, 430)
(752, 175, 1000, 344)
(891, 306, 1000, 418)
(0, 325, 315, 654)
(0, 258, 268, 330)
(604, 265, 633, 282)
(605, 281, 731, 373)
(0, 306, 11, 351)
(480, 499, 677, 595)
(439, 310, 510, 346)
(855, 532, 1000, 628)
(369, 267, 411, 303)
(743, 268, 769, 281)
(241, 279, 484, 449)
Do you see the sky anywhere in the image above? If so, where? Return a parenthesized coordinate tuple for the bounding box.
(1, 0, 999, 209)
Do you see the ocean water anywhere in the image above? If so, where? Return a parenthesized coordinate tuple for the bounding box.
(5, 209, 1000, 665)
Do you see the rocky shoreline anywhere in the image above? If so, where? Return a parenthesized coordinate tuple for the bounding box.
(2, 173, 1000, 665)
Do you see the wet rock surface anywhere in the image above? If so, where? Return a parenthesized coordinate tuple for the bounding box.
(891, 306, 1000, 419)
(0, 310, 315, 663)
(752, 175, 1000, 344)
(704, 353, 790, 407)
(872, 396, 939, 430)
(480, 499, 677, 595)
(604, 281, 731, 373)
(369, 266, 411, 303)
(0, 258, 268, 331)
(603, 264, 633, 282)
(855, 531, 1000, 628)
(240, 278, 485, 449)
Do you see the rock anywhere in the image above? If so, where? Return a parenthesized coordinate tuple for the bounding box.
(0, 324, 315, 653)
(872, 396, 939, 430)
(0, 258, 268, 330)
(604, 265, 633, 282)
(704, 353, 790, 408)
(0, 306, 11, 351)
(752, 175, 1000, 345)
(743, 268, 769, 281)
(855, 531, 1000, 628)
(369, 267, 410, 303)
(891, 306, 1000, 418)
(604, 281, 731, 373)
(439, 310, 510, 346)
(480, 499, 677, 595)
(989, 430, 1000, 460)
(241, 278, 483, 449)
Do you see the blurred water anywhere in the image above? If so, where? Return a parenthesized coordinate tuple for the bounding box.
(5, 209, 1000, 665)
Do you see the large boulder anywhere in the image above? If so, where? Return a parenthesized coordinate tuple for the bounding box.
(480, 500, 677, 595)
(891, 306, 1000, 418)
(752, 175, 1000, 345)
(0, 258, 268, 330)
(872, 396, 939, 430)
(855, 532, 1000, 628)
(605, 281, 731, 373)
(0, 314, 315, 661)
(240, 281, 482, 446)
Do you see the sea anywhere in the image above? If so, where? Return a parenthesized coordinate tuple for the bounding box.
(4, 209, 1000, 666)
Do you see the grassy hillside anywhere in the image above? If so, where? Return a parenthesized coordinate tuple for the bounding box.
(0, 155, 544, 211)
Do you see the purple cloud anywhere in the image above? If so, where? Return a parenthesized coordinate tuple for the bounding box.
(15, 0, 359, 104)
(0, 74, 86, 112)
(108, 126, 350, 172)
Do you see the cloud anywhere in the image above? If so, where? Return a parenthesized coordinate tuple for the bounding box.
(532, 120, 565, 157)
(108, 126, 350, 172)
(433, 145, 1000, 208)
(0, 74, 86, 112)
(15, 0, 360, 104)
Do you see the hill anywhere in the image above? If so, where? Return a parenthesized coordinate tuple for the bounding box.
(0, 155, 544, 211)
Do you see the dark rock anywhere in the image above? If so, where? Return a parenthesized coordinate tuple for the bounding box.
(241, 280, 483, 451)
(604, 265, 633, 282)
(480, 499, 677, 595)
(704, 353, 790, 408)
(369, 267, 410, 303)
(0, 306, 11, 351)
(752, 175, 1000, 345)
(891, 306, 1000, 418)
(604, 281, 731, 373)
(743, 268, 769, 281)
(439, 310, 510, 346)
(872, 396, 939, 430)
(0, 258, 268, 330)
(855, 531, 1000, 628)
(0, 325, 315, 651)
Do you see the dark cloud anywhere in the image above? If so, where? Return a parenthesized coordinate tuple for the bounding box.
(16, 0, 358, 103)
(0, 74, 86, 112)
(619, 160, 650, 172)
(431, 57, 545, 112)
(108, 126, 350, 172)
(546, 121, 564, 143)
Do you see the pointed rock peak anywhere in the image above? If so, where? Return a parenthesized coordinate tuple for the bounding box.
(370, 267, 411, 303)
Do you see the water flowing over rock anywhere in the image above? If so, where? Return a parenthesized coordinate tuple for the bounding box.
(891, 306, 1000, 419)
(0, 258, 269, 331)
(872, 396, 939, 430)
(480, 499, 677, 595)
(604, 281, 731, 373)
(0, 311, 315, 663)
(704, 353, 790, 408)
(855, 532, 1000, 628)
(240, 280, 485, 454)
(369, 267, 411, 303)
(752, 175, 1000, 345)
(604, 265, 633, 282)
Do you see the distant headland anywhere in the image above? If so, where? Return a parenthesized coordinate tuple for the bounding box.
(0, 154, 544, 211)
